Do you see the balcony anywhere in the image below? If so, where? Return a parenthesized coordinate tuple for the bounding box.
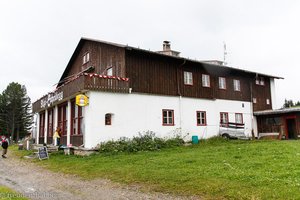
(33, 73, 130, 112)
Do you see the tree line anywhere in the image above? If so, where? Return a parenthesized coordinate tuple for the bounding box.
(0, 82, 32, 141)
(282, 99, 300, 108)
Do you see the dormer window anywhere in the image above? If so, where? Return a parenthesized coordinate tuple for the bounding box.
(83, 52, 90, 65)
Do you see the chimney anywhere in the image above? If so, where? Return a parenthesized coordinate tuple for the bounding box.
(163, 41, 171, 51)
(157, 41, 180, 57)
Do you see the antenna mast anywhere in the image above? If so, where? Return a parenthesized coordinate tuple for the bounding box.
(223, 42, 227, 66)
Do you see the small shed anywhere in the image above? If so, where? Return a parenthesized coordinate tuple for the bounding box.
(254, 108, 300, 139)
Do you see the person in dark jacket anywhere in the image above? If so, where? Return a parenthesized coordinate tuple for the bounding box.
(1, 136, 9, 158)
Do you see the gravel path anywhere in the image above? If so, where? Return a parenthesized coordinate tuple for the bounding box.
(0, 151, 199, 200)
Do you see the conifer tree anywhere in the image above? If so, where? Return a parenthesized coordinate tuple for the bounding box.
(0, 82, 32, 141)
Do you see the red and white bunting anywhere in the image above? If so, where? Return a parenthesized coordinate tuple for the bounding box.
(84, 73, 129, 81)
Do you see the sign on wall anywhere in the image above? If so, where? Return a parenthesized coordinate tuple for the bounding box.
(40, 91, 64, 109)
(76, 94, 89, 106)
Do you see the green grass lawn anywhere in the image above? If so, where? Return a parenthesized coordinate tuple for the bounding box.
(0, 186, 28, 200)
(14, 139, 300, 199)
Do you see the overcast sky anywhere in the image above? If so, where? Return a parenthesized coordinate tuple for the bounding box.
(0, 0, 299, 108)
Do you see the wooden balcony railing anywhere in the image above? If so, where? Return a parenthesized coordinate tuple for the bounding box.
(84, 73, 130, 93)
(33, 73, 130, 112)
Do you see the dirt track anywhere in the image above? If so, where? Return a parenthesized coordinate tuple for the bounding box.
(0, 151, 199, 200)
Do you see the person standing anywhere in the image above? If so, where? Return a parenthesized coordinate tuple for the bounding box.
(53, 127, 61, 146)
(1, 136, 9, 158)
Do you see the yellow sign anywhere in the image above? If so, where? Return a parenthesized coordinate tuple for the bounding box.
(76, 94, 89, 106)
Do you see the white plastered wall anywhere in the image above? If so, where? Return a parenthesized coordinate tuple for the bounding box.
(83, 92, 254, 148)
(270, 78, 277, 109)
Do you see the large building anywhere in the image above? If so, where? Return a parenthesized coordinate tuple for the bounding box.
(32, 38, 282, 148)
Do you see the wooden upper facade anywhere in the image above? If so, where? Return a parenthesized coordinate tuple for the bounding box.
(33, 38, 282, 112)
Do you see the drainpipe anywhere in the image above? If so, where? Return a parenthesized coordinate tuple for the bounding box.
(177, 59, 186, 132)
(250, 78, 255, 139)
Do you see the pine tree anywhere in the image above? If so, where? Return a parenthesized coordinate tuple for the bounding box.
(282, 99, 294, 108)
(0, 82, 32, 141)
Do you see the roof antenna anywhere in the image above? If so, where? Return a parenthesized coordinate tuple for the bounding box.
(223, 42, 228, 66)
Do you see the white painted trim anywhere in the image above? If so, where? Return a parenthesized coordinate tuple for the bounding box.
(44, 109, 48, 144)
(36, 113, 40, 144)
(54, 106, 58, 132)
(270, 78, 277, 109)
(67, 100, 72, 145)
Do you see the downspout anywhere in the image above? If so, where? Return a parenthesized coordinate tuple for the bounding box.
(177, 59, 186, 132)
(250, 78, 255, 139)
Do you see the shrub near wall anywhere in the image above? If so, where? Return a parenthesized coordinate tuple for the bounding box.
(98, 131, 184, 153)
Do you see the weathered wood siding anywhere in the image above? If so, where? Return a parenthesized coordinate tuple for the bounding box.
(125, 49, 270, 106)
(252, 77, 272, 111)
(67, 41, 126, 79)
(32, 75, 129, 112)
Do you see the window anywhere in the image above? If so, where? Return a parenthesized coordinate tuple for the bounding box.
(105, 114, 112, 125)
(107, 67, 113, 76)
(220, 112, 228, 125)
(82, 52, 90, 64)
(253, 98, 257, 104)
(219, 77, 226, 89)
(197, 111, 206, 126)
(71, 100, 84, 135)
(184, 71, 193, 85)
(47, 109, 54, 137)
(260, 77, 265, 85)
(235, 113, 243, 124)
(233, 79, 241, 91)
(58, 103, 68, 136)
(162, 109, 174, 126)
(202, 74, 210, 87)
(255, 77, 265, 86)
(39, 112, 45, 137)
(266, 99, 270, 105)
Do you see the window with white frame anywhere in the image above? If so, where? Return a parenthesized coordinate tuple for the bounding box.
(82, 52, 90, 64)
(260, 77, 265, 85)
(253, 98, 257, 104)
(184, 71, 193, 85)
(255, 77, 265, 86)
(219, 77, 226, 89)
(233, 79, 241, 91)
(220, 112, 228, 125)
(266, 99, 270, 105)
(162, 109, 174, 126)
(235, 113, 243, 124)
(107, 67, 113, 76)
(197, 111, 206, 126)
(202, 74, 210, 87)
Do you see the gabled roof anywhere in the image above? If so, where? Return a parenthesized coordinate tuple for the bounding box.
(58, 37, 283, 87)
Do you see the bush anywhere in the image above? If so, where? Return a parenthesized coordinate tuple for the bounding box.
(98, 131, 184, 154)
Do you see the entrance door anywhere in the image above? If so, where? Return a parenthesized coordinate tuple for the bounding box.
(286, 118, 296, 139)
